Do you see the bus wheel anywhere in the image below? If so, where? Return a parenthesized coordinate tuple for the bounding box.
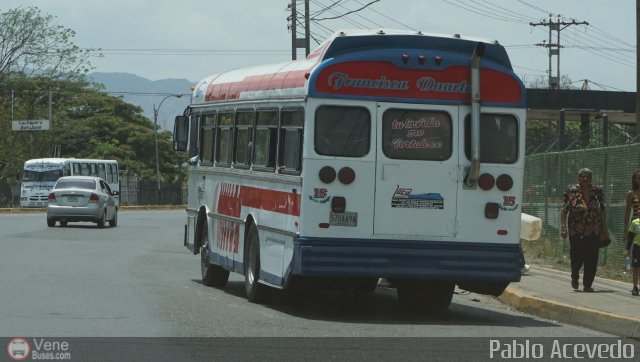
(244, 223, 270, 303)
(397, 280, 454, 311)
(47, 218, 55, 227)
(97, 210, 106, 228)
(200, 222, 229, 288)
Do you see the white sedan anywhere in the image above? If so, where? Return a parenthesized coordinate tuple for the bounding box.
(46, 176, 118, 228)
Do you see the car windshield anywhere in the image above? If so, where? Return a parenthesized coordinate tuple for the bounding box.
(55, 179, 96, 190)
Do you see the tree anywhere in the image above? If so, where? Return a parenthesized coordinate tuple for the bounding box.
(0, 76, 184, 185)
(0, 6, 97, 86)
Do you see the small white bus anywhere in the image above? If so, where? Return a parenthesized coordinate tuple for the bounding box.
(20, 158, 119, 207)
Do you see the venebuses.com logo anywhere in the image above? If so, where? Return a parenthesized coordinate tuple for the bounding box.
(7, 338, 30, 361)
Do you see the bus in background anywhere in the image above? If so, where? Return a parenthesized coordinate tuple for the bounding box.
(173, 29, 526, 310)
(20, 158, 119, 207)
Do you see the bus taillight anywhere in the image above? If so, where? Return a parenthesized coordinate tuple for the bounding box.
(331, 196, 346, 213)
(478, 173, 495, 191)
(485, 202, 499, 219)
(319, 166, 336, 183)
(338, 167, 355, 185)
(496, 174, 514, 191)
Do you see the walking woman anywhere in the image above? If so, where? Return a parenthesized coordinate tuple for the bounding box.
(560, 168, 610, 292)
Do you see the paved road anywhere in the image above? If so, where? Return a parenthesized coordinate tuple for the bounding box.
(0, 210, 617, 359)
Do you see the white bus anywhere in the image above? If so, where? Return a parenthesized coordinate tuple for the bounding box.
(173, 29, 527, 310)
(20, 158, 119, 207)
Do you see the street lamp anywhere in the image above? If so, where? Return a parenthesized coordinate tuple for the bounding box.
(153, 94, 182, 204)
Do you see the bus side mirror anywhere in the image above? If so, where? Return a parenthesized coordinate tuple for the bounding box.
(173, 115, 189, 151)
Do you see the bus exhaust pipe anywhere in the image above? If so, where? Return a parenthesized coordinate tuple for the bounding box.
(465, 42, 485, 189)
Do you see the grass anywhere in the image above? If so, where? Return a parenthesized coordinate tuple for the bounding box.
(522, 236, 633, 283)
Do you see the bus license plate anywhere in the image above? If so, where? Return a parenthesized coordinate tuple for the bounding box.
(329, 211, 357, 227)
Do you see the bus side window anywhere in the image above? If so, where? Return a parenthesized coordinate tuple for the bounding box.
(188, 115, 199, 158)
(279, 108, 304, 174)
(63, 164, 71, 176)
(216, 112, 234, 167)
(254, 110, 278, 170)
(80, 163, 89, 176)
(234, 110, 253, 168)
(98, 164, 106, 180)
(199, 114, 215, 164)
(112, 164, 118, 183)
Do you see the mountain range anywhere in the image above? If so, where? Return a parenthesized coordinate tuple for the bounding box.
(88, 72, 194, 131)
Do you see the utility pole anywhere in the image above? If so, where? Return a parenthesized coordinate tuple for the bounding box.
(289, 0, 310, 60)
(290, 1, 297, 60)
(531, 15, 589, 89)
(304, 0, 310, 56)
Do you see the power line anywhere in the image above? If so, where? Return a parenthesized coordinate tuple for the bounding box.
(352, 0, 416, 31)
(440, 0, 530, 24)
(311, 0, 380, 20)
(310, 0, 370, 28)
(516, 0, 552, 17)
(469, 0, 536, 23)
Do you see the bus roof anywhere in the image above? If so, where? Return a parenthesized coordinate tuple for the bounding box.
(191, 29, 524, 107)
(24, 158, 118, 166)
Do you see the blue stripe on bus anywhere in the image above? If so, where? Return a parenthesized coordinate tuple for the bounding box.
(291, 237, 521, 282)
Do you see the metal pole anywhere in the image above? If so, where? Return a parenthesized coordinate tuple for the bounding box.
(304, 0, 310, 56)
(291, 1, 297, 60)
(154, 94, 182, 205)
(154, 103, 160, 204)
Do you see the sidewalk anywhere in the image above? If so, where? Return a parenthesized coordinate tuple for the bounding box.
(498, 265, 640, 337)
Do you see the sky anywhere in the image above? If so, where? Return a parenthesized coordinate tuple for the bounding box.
(1, 0, 636, 91)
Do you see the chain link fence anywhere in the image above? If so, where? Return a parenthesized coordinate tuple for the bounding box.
(523, 142, 640, 274)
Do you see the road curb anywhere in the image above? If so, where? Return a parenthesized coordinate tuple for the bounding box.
(498, 286, 640, 337)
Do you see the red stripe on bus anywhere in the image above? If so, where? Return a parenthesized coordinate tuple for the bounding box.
(217, 183, 301, 218)
(205, 69, 310, 102)
(315, 61, 522, 104)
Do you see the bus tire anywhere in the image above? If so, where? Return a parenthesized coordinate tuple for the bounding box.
(200, 222, 229, 288)
(397, 280, 454, 311)
(244, 223, 270, 303)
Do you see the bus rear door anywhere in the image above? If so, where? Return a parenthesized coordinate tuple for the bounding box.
(373, 103, 459, 238)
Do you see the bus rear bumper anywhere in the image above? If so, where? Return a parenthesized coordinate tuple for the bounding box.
(291, 237, 521, 283)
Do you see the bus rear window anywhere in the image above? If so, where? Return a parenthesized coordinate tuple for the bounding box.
(382, 109, 452, 161)
(314, 106, 370, 157)
(464, 114, 518, 164)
